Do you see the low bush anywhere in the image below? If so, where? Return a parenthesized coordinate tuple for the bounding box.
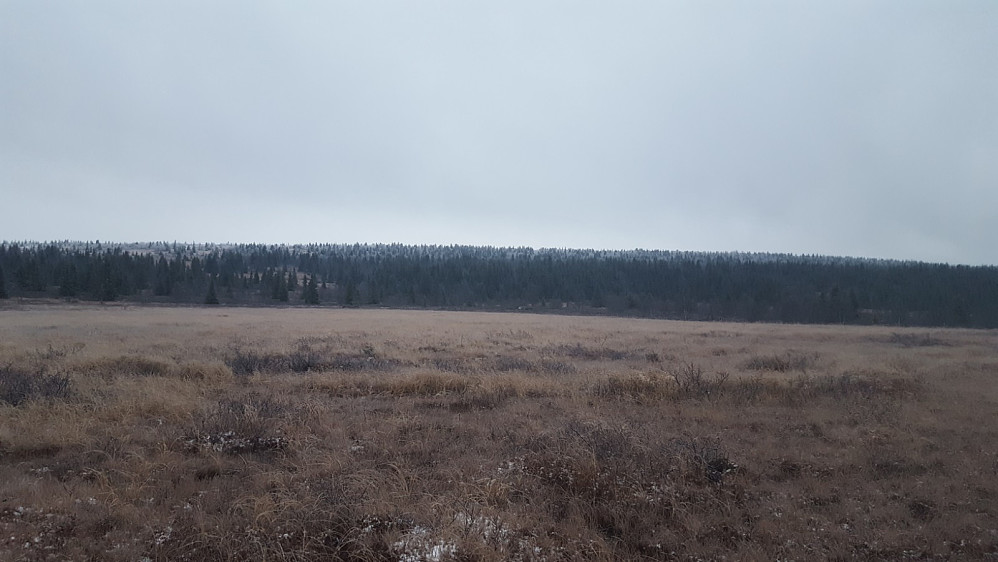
(591, 373, 667, 399)
(889, 332, 947, 348)
(185, 398, 290, 455)
(493, 355, 534, 372)
(668, 435, 739, 484)
(0, 365, 73, 405)
(670, 363, 729, 399)
(554, 343, 631, 361)
(76, 355, 173, 377)
(743, 350, 818, 373)
(226, 349, 289, 375)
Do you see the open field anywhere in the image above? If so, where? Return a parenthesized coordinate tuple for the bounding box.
(0, 304, 996, 560)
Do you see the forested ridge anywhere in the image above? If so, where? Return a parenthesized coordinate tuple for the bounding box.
(1, 241, 996, 328)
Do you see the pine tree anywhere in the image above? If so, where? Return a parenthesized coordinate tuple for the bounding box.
(97, 258, 118, 302)
(58, 264, 79, 297)
(154, 257, 172, 296)
(204, 276, 220, 305)
(344, 281, 356, 306)
(271, 274, 288, 302)
(0, 263, 8, 299)
(302, 275, 320, 305)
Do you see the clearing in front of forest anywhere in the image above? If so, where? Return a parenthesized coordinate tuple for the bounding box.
(0, 304, 995, 560)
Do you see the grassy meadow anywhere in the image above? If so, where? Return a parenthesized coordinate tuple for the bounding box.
(0, 303, 996, 560)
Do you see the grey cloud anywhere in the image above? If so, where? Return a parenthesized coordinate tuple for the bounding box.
(1, 1, 995, 264)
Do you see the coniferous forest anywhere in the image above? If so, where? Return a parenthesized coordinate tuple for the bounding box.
(1, 241, 996, 328)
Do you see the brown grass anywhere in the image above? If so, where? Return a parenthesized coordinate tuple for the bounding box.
(0, 303, 995, 560)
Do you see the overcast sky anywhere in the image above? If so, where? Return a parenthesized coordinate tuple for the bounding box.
(2, 2, 996, 265)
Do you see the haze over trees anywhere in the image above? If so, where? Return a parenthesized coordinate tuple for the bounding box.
(1, 241, 996, 328)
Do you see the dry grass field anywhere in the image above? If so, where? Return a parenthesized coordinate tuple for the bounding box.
(0, 303, 996, 561)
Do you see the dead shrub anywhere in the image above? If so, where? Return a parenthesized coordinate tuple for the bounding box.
(329, 353, 401, 372)
(726, 375, 773, 403)
(289, 340, 324, 373)
(493, 355, 535, 372)
(870, 456, 927, 479)
(743, 350, 818, 373)
(225, 348, 288, 375)
(540, 359, 576, 374)
(908, 499, 937, 521)
(889, 332, 947, 348)
(29, 342, 86, 361)
(76, 355, 173, 377)
(153, 479, 371, 561)
(554, 344, 631, 361)
(794, 371, 922, 401)
(670, 363, 729, 399)
(185, 398, 289, 455)
(669, 435, 738, 484)
(0, 365, 73, 405)
(524, 420, 643, 500)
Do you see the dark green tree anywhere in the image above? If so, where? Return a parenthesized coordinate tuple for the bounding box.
(344, 280, 357, 306)
(204, 276, 220, 305)
(302, 275, 320, 305)
(271, 274, 289, 302)
(154, 257, 172, 296)
(0, 263, 8, 299)
(58, 264, 79, 297)
(96, 258, 119, 302)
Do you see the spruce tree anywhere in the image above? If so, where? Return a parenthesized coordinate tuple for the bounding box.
(58, 264, 79, 297)
(344, 281, 356, 306)
(0, 263, 8, 299)
(154, 257, 172, 296)
(272, 274, 289, 302)
(204, 277, 220, 305)
(302, 275, 320, 305)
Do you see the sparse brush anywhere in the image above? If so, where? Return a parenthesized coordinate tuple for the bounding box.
(492, 355, 535, 372)
(743, 349, 818, 373)
(788, 371, 923, 403)
(0, 365, 73, 405)
(590, 373, 667, 399)
(889, 332, 947, 348)
(28, 342, 86, 362)
(185, 398, 290, 455)
(540, 359, 576, 374)
(73, 355, 173, 378)
(668, 435, 738, 484)
(669, 363, 729, 399)
(226, 348, 289, 375)
(554, 343, 631, 361)
(288, 341, 324, 372)
(328, 352, 403, 372)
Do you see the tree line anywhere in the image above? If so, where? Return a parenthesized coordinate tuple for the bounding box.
(1, 241, 996, 328)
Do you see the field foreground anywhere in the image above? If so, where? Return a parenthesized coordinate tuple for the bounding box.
(0, 304, 996, 560)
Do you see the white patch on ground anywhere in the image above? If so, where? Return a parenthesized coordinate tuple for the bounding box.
(392, 526, 457, 562)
